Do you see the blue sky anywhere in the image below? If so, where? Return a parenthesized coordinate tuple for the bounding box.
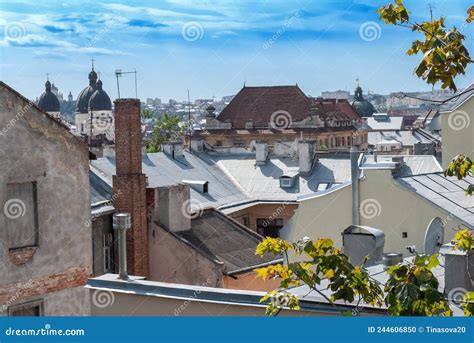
(1, 0, 473, 101)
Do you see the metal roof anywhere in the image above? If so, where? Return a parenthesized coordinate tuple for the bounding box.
(209, 154, 352, 202)
(288, 255, 463, 315)
(439, 83, 474, 113)
(397, 173, 474, 228)
(361, 155, 442, 176)
(90, 152, 355, 211)
(368, 129, 440, 147)
(366, 116, 403, 131)
(90, 152, 250, 209)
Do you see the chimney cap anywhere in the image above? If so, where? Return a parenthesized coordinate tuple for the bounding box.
(113, 213, 131, 230)
(114, 98, 140, 104)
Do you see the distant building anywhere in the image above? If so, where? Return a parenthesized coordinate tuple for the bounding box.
(321, 90, 350, 100)
(74, 62, 114, 155)
(196, 85, 366, 152)
(37, 78, 60, 118)
(351, 84, 375, 117)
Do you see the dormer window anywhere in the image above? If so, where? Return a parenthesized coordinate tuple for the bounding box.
(279, 173, 297, 188)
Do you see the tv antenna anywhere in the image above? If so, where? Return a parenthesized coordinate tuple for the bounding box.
(115, 69, 138, 99)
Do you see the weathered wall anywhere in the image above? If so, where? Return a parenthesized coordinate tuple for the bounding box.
(223, 272, 281, 292)
(0, 83, 92, 315)
(148, 223, 223, 287)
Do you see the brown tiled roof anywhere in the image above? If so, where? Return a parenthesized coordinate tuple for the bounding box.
(310, 98, 361, 121)
(217, 85, 360, 129)
(217, 86, 311, 128)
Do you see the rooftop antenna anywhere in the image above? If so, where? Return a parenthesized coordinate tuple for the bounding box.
(115, 69, 138, 99)
(46, 73, 49, 82)
(356, 78, 360, 87)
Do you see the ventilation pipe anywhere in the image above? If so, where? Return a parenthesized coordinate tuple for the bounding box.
(113, 213, 131, 280)
(350, 146, 360, 226)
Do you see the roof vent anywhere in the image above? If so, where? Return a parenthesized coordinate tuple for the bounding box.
(182, 180, 209, 194)
(342, 225, 385, 267)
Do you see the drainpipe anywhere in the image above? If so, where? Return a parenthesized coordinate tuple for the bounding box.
(113, 213, 131, 280)
(350, 146, 360, 226)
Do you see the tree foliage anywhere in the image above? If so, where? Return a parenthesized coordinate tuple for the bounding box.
(147, 113, 184, 153)
(254, 237, 469, 316)
(445, 154, 474, 195)
(384, 254, 451, 316)
(377, 0, 472, 92)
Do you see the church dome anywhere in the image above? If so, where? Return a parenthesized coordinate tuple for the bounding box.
(76, 67, 98, 113)
(351, 86, 375, 117)
(38, 80, 60, 112)
(89, 79, 112, 111)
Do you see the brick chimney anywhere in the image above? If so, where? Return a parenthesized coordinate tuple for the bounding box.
(112, 98, 149, 278)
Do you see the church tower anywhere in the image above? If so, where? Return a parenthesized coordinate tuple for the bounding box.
(37, 76, 60, 119)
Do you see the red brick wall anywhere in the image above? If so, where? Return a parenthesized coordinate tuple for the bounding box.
(112, 99, 149, 278)
(0, 266, 91, 306)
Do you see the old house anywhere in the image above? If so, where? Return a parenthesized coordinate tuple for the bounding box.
(0, 81, 92, 316)
(194, 85, 367, 152)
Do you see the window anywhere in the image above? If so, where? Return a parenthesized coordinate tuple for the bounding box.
(256, 218, 284, 238)
(9, 300, 43, 316)
(215, 140, 223, 147)
(243, 216, 250, 227)
(280, 178, 292, 188)
(102, 233, 113, 273)
(5, 182, 38, 249)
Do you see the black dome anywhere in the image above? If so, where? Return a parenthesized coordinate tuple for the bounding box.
(89, 80, 112, 111)
(38, 80, 60, 112)
(351, 86, 375, 117)
(76, 67, 98, 113)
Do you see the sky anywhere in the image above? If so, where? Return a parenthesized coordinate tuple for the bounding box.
(1, 0, 474, 102)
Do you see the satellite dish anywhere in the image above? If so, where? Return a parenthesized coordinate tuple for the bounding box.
(424, 217, 445, 255)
